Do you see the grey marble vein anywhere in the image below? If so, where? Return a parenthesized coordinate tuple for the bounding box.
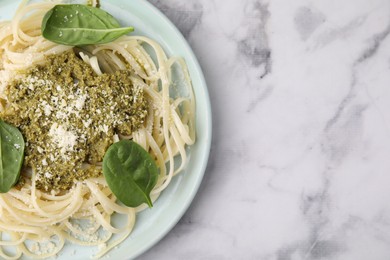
(237, 1, 271, 79)
(357, 22, 390, 63)
(149, 0, 203, 38)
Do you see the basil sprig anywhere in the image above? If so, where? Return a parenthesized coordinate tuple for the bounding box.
(41, 4, 134, 46)
(0, 120, 24, 193)
(103, 140, 158, 208)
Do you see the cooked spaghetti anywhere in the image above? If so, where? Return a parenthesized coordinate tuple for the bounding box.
(0, 0, 195, 259)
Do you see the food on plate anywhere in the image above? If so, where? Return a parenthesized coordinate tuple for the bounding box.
(0, 1, 195, 258)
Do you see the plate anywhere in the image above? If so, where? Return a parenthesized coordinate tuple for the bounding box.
(0, 0, 212, 259)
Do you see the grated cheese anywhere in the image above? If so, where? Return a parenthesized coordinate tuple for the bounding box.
(49, 123, 78, 155)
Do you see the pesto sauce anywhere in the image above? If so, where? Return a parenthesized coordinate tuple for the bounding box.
(2, 51, 148, 191)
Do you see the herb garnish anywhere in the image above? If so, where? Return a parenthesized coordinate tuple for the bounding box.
(103, 140, 158, 208)
(0, 120, 25, 193)
(41, 4, 134, 46)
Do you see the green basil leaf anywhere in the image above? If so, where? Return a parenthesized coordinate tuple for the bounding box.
(103, 140, 158, 208)
(0, 120, 25, 193)
(41, 4, 134, 46)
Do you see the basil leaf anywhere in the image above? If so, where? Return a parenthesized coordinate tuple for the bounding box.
(103, 140, 158, 208)
(41, 4, 134, 46)
(0, 120, 25, 193)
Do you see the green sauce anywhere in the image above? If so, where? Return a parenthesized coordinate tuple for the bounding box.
(1, 51, 148, 191)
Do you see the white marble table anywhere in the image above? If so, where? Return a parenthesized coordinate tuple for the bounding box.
(141, 0, 390, 259)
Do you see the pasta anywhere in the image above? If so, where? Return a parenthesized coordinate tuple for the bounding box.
(0, 0, 195, 258)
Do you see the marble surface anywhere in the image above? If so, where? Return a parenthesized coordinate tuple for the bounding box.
(141, 0, 390, 259)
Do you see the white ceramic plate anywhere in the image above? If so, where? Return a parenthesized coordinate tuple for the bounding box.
(0, 1, 212, 259)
